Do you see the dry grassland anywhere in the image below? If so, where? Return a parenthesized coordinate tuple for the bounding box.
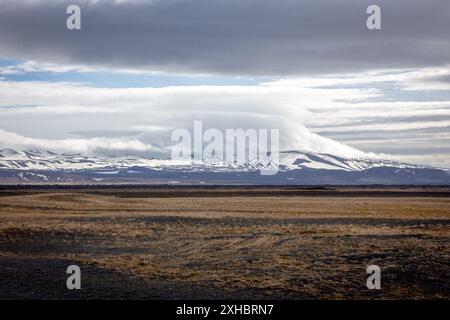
(0, 187, 449, 299)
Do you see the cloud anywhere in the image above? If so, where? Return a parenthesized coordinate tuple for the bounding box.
(0, 1, 448, 167)
(0, 60, 94, 75)
(0, 76, 374, 158)
(0, 0, 449, 75)
(0, 60, 166, 76)
(263, 67, 450, 91)
(0, 67, 449, 166)
(0, 128, 158, 154)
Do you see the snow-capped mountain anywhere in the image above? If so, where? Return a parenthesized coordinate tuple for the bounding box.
(0, 148, 449, 185)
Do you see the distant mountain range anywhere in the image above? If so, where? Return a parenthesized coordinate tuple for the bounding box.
(0, 148, 449, 185)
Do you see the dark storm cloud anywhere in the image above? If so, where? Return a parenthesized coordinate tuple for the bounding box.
(0, 0, 449, 75)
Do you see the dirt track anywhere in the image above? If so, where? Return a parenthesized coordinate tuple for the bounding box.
(0, 187, 449, 299)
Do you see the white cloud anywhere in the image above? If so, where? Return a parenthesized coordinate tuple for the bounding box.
(0, 61, 95, 75)
(264, 66, 450, 91)
(0, 67, 449, 166)
(0, 129, 158, 154)
(0, 60, 167, 76)
(0, 77, 373, 158)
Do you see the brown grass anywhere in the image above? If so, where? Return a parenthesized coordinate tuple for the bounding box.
(0, 187, 449, 299)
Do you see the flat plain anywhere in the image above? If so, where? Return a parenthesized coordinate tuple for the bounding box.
(0, 186, 449, 299)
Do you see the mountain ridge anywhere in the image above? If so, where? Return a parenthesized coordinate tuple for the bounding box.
(0, 148, 448, 185)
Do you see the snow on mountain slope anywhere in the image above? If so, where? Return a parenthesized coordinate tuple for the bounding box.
(279, 151, 428, 172)
(0, 149, 174, 171)
(0, 148, 433, 172)
(0, 148, 448, 184)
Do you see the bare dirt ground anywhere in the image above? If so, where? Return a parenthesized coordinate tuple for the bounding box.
(0, 187, 449, 299)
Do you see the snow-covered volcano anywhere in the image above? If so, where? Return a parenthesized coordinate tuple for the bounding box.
(0, 148, 448, 185)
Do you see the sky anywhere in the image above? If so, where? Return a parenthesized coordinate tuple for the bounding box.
(0, 0, 449, 167)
